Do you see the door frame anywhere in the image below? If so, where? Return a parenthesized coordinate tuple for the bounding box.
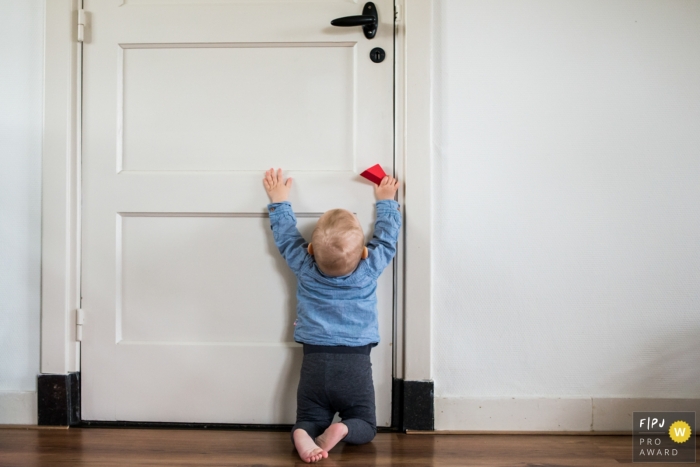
(40, 0, 433, 406)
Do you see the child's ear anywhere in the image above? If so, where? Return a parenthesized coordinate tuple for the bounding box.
(361, 246, 368, 260)
(307, 243, 314, 256)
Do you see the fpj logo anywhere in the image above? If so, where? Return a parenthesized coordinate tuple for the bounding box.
(633, 412, 696, 463)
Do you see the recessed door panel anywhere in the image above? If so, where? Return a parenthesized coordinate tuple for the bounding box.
(119, 214, 319, 343)
(121, 45, 355, 172)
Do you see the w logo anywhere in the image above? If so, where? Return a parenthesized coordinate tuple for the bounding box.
(669, 420, 692, 444)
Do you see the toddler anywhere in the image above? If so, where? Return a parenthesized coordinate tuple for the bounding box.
(263, 168, 401, 463)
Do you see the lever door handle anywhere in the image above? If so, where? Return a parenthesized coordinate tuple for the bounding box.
(330, 2, 378, 39)
(331, 15, 376, 27)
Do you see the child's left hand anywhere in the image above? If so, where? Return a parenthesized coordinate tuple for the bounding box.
(263, 168, 293, 203)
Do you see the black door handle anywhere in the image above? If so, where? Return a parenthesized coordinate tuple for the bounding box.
(331, 2, 378, 39)
(331, 15, 376, 27)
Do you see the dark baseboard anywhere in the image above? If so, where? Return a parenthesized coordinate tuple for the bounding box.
(391, 377, 404, 430)
(402, 380, 434, 431)
(37, 372, 81, 426)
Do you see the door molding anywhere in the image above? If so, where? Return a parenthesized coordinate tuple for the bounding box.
(40, 0, 433, 390)
(394, 0, 433, 383)
(41, 0, 82, 375)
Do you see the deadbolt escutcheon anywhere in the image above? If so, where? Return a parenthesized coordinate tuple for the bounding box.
(370, 47, 386, 63)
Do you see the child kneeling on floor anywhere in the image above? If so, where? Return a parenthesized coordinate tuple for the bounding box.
(263, 168, 401, 463)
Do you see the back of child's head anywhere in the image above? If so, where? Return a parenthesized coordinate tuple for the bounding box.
(311, 209, 365, 277)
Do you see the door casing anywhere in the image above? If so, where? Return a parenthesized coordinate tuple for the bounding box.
(40, 0, 433, 397)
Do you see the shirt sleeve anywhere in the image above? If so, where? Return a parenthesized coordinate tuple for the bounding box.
(268, 201, 309, 275)
(364, 199, 402, 278)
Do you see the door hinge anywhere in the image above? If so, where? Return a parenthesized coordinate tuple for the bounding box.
(76, 308, 85, 342)
(77, 9, 86, 42)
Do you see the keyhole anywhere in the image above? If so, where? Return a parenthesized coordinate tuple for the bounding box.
(370, 47, 385, 63)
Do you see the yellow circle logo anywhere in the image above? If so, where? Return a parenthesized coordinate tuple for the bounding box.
(668, 420, 692, 444)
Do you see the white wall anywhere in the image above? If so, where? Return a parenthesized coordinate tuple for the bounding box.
(0, 0, 44, 423)
(433, 0, 700, 430)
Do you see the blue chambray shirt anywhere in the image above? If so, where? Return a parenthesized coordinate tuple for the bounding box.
(268, 199, 401, 346)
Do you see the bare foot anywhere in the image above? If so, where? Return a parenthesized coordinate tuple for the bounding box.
(293, 429, 328, 463)
(315, 422, 349, 453)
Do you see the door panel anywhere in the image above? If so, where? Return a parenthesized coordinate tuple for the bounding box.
(121, 44, 355, 172)
(82, 0, 395, 425)
(119, 214, 319, 344)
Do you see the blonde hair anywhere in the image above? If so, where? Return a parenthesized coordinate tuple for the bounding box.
(311, 209, 365, 277)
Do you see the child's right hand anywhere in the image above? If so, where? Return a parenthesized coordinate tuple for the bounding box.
(263, 168, 293, 203)
(374, 176, 400, 201)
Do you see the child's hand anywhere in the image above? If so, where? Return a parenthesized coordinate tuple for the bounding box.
(374, 176, 399, 201)
(263, 168, 293, 203)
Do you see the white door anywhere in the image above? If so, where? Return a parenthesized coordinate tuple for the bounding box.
(81, 0, 395, 425)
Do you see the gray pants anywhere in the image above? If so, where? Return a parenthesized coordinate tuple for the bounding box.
(291, 346, 377, 445)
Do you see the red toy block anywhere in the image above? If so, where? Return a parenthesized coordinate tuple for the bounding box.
(360, 164, 387, 185)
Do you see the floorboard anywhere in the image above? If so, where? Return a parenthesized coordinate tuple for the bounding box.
(0, 428, 696, 466)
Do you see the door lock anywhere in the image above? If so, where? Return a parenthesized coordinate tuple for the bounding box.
(370, 47, 386, 63)
(331, 2, 378, 40)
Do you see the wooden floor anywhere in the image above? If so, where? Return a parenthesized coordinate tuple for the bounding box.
(0, 428, 696, 466)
